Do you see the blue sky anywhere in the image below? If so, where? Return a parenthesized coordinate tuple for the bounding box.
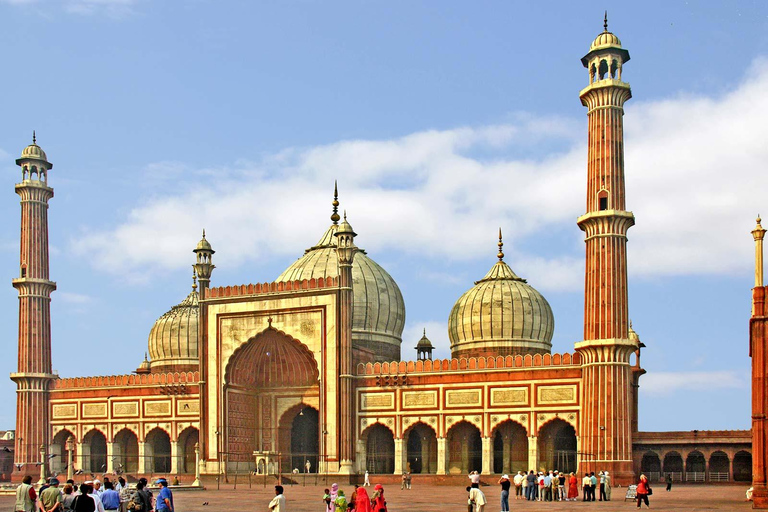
(0, 0, 767, 432)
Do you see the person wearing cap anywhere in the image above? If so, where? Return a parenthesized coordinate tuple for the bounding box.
(604, 471, 612, 501)
(268, 485, 285, 512)
(38, 478, 62, 512)
(371, 484, 387, 512)
(155, 479, 173, 512)
(100, 481, 120, 512)
(497, 474, 510, 512)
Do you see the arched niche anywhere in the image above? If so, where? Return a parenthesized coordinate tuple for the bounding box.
(491, 420, 528, 474)
(277, 404, 319, 474)
(537, 418, 576, 473)
(404, 422, 437, 474)
(114, 428, 139, 474)
(447, 421, 482, 475)
(145, 427, 171, 473)
(82, 429, 107, 473)
(178, 427, 199, 474)
(363, 423, 395, 474)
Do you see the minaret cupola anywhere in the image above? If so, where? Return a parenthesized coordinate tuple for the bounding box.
(193, 229, 215, 292)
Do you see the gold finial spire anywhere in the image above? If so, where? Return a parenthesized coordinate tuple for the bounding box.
(202, 228, 206, 239)
(192, 272, 198, 292)
(423, 328, 426, 336)
(753, 214, 766, 288)
(604, 10, 608, 32)
(497, 228, 504, 261)
(331, 181, 341, 224)
(344, 210, 347, 221)
(32, 130, 36, 145)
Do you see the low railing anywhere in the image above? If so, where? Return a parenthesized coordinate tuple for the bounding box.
(709, 472, 729, 482)
(685, 471, 705, 482)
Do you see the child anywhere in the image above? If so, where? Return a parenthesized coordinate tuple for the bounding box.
(323, 488, 332, 512)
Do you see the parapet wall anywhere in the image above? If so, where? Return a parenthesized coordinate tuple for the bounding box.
(356, 352, 582, 375)
(52, 371, 199, 389)
(206, 277, 338, 299)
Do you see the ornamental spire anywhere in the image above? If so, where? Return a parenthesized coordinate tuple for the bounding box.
(603, 10, 608, 32)
(331, 181, 340, 225)
(32, 130, 37, 145)
(497, 228, 504, 262)
(753, 214, 766, 288)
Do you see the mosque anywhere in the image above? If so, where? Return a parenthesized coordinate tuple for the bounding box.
(8, 21, 753, 486)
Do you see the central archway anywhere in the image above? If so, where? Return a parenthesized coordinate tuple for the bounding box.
(278, 405, 319, 473)
(224, 326, 320, 462)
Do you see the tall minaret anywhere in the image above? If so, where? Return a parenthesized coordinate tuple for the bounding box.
(751, 215, 768, 508)
(574, 16, 638, 484)
(193, 229, 215, 295)
(11, 134, 57, 477)
(335, 210, 357, 474)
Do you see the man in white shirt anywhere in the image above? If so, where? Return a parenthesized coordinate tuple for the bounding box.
(513, 471, 524, 500)
(469, 486, 486, 512)
(268, 485, 286, 512)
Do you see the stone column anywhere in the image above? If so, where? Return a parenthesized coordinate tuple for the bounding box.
(356, 439, 367, 474)
(527, 437, 538, 472)
(437, 438, 447, 475)
(170, 439, 180, 475)
(106, 442, 116, 474)
(66, 437, 74, 481)
(481, 437, 492, 474)
(137, 442, 147, 474)
(394, 438, 403, 475)
(38, 445, 46, 485)
(192, 443, 201, 487)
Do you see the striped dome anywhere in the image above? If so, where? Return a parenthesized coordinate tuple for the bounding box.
(147, 289, 199, 372)
(448, 259, 554, 358)
(276, 223, 405, 362)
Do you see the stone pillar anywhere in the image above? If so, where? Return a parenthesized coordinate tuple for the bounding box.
(170, 440, 180, 476)
(38, 445, 46, 485)
(66, 437, 74, 482)
(481, 437, 492, 474)
(192, 443, 201, 487)
(394, 438, 404, 475)
(437, 438, 447, 475)
(106, 442, 116, 474)
(137, 442, 147, 475)
(527, 437, 538, 472)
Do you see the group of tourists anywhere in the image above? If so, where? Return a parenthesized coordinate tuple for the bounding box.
(15, 475, 174, 512)
(497, 469, 612, 503)
(320, 482, 387, 512)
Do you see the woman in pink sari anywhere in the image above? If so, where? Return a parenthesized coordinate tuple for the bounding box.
(354, 486, 373, 512)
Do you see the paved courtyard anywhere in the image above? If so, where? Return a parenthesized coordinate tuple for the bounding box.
(1, 483, 753, 511)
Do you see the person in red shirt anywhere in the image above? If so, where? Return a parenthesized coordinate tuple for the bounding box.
(636, 474, 651, 508)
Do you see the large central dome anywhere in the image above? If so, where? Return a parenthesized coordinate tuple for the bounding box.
(276, 222, 405, 362)
(448, 231, 554, 358)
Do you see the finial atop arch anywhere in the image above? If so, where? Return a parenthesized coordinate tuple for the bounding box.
(192, 271, 198, 292)
(344, 210, 347, 221)
(331, 181, 341, 225)
(604, 10, 608, 32)
(497, 228, 504, 261)
(32, 130, 37, 145)
(423, 328, 426, 336)
(202, 228, 206, 239)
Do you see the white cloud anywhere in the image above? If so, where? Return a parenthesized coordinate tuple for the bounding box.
(1, 0, 139, 17)
(74, 59, 768, 289)
(58, 292, 92, 304)
(640, 370, 747, 395)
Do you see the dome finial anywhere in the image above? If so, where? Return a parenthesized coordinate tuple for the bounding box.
(604, 10, 608, 32)
(497, 228, 504, 261)
(192, 271, 198, 292)
(202, 228, 206, 239)
(331, 181, 341, 224)
(32, 130, 36, 145)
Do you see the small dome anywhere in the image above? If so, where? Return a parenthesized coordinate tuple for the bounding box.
(448, 255, 554, 358)
(416, 329, 433, 349)
(20, 143, 47, 162)
(195, 231, 213, 252)
(148, 289, 199, 372)
(276, 223, 405, 361)
(590, 31, 622, 51)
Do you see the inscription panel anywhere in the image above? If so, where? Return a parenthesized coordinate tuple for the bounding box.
(537, 385, 577, 404)
(177, 400, 199, 415)
(82, 403, 107, 418)
(402, 391, 437, 409)
(446, 389, 482, 408)
(360, 392, 394, 411)
(490, 388, 528, 406)
(112, 402, 139, 417)
(144, 401, 172, 416)
(52, 404, 77, 419)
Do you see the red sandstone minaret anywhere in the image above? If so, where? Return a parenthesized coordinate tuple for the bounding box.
(11, 134, 57, 479)
(750, 216, 768, 508)
(334, 204, 357, 474)
(574, 15, 638, 484)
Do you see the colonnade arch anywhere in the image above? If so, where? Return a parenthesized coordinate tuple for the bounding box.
(114, 429, 139, 474)
(82, 429, 107, 473)
(364, 423, 395, 474)
(145, 428, 171, 473)
(491, 420, 528, 474)
(405, 422, 437, 474)
(51, 429, 75, 475)
(537, 419, 576, 474)
(447, 421, 482, 474)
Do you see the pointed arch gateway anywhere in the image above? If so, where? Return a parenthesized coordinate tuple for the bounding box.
(224, 326, 321, 464)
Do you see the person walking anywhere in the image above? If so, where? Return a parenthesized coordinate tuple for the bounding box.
(269, 485, 286, 512)
(364, 471, 371, 487)
(155, 479, 174, 512)
(400, 472, 407, 490)
(567, 472, 578, 501)
(16, 475, 37, 512)
(328, 483, 339, 512)
(666, 473, 673, 491)
(405, 471, 412, 490)
(371, 484, 387, 512)
(636, 474, 651, 509)
(133, 482, 150, 512)
(354, 486, 372, 512)
(497, 474, 510, 512)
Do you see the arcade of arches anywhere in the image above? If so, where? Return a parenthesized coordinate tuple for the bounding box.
(639, 449, 752, 483)
(49, 427, 199, 476)
(359, 419, 577, 475)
